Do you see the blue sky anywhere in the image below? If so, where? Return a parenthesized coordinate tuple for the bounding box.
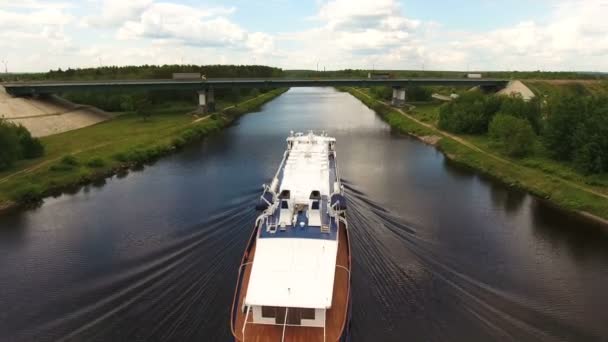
(0, 0, 607, 72)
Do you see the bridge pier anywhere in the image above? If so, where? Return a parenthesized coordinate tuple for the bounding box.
(198, 88, 215, 113)
(391, 87, 406, 107)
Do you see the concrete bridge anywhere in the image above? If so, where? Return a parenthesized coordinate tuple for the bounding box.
(2, 78, 508, 112)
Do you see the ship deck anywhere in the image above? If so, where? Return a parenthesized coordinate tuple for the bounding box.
(231, 220, 351, 342)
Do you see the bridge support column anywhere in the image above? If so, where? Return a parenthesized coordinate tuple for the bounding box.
(198, 88, 215, 113)
(391, 87, 406, 107)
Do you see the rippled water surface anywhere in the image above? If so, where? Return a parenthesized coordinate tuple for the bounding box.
(1, 88, 608, 341)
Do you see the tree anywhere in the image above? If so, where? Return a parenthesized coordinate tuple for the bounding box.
(543, 95, 586, 161)
(488, 114, 536, 157)
(405, 86, 432, 101)
(0, 120, 21, 169)
(438, 91, 495, 134)
(15, 124, 44, 158)
(0, 120, 44, 170)
(571, 99, 608, 174)
(499, 95, 542, 134)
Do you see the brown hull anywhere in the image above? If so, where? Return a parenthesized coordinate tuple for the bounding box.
(230, 220, 351, 342)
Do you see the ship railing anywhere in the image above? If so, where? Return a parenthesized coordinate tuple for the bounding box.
(241, 306, 327, 342)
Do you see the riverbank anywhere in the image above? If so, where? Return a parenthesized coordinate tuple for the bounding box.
(0, 88, 288, 214)
(341, 87, 608, 225)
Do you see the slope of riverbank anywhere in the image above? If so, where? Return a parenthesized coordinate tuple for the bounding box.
(0, 86, 113, 137)
(341, 87, 608, 225)
(0, 88, 288, 213)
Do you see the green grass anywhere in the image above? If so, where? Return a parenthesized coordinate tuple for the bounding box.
(410, 103, 441, 125)
(0, 88, 287, 208)
(524, 80, 608, 98)
(340, 87, 608, 221)
(342, 87, 435, 136)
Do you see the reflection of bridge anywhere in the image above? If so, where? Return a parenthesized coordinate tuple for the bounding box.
(3, 78, 508, 111)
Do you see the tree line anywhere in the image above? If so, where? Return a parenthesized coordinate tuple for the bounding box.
(438, 90, 608, 174)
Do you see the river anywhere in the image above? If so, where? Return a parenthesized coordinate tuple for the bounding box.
(1, 87, 607, 341)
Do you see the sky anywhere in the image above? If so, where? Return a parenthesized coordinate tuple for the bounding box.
(0, 0, 607, 72)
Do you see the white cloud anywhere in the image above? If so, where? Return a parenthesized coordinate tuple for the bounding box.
(114, 1, 276, 58)
(278, 0, 608, 71)
(0, 7, 74, 53)
(1, 0, 608, 72)
(83, 0, 153, 28)
(117, 3, 244, 46)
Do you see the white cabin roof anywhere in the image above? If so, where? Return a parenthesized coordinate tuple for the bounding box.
(280, 133, 334, 204)
(245, 132, 339, 309)
(244, 237, 338, 309)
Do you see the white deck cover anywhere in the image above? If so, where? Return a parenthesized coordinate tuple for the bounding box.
(245, 237, 338, 308)
(280, 134, 334, 204)
(245, 133, 339, 309)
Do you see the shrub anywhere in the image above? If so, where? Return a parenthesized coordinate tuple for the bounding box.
(0, 121, 21, 169)
(12, 184, 44, 203)
(50, 163, 74, 172)
(489, 114, 536, 157)
(14, 125, 44, 158)
(0, 120, 44, 170)
(60, 155, 79, 166)
(171, 137, 187, 148)
(86, 157, 105, 168)
(113, 152, 128, 162)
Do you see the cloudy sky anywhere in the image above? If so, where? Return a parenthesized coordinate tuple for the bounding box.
(1, 0, 607, 72)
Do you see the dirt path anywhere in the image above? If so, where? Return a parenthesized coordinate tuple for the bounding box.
(351, 88, 608, 201)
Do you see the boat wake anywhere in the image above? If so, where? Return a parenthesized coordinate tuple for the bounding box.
(8, 183, 599, 342)
(11, 189, 259, 342)
(343, 180, 597, 341)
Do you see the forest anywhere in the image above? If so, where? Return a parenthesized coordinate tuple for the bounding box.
(438, 90, 608, 174)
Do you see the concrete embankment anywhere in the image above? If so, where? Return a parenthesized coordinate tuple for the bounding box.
(0, 86, 113, 136)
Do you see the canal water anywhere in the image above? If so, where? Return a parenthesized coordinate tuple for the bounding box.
(1, 88, 607, 341)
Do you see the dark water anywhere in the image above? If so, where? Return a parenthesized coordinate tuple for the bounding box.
(1, 88, 608, 341)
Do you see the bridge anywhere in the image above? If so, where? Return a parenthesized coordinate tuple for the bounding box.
(2, 78, 508, 111)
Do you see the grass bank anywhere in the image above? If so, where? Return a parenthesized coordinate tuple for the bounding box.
(341, 87, 608, 225)
(0, 88, 288, 212)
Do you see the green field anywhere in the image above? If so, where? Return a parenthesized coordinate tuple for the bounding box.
(0, 88, 287, 210)
(342, 86, 608, 223)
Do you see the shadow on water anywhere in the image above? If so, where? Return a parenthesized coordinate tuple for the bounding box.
(531, 200, 608, 262)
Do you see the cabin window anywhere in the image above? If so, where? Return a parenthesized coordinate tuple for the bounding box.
(281, 200, 289, 209)
(262, 306, 276, 318)
(275, 308, 286, 324)
(300, 308, 315, 320)
(287, 309, 301, 325)
(260, 306, 315, 325)
(311, 201, 320, 210)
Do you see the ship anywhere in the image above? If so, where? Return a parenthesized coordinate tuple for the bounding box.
(231, 131, 351, 342)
